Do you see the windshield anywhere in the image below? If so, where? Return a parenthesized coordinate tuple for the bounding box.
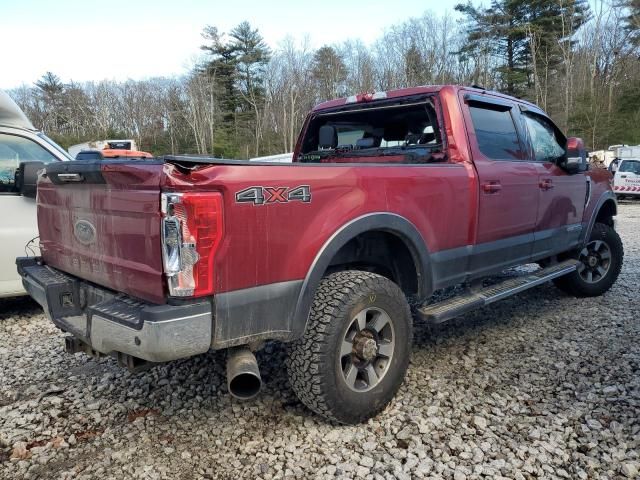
(619, 160, 640, 174)
(37, 133, 73, 161)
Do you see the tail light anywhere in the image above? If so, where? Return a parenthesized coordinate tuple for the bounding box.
(161, 192, 223, 297)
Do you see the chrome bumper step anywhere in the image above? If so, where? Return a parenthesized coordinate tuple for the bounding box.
(417, 259, 579, 324)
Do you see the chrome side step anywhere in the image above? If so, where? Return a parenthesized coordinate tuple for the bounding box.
(416, 259, 579, 324)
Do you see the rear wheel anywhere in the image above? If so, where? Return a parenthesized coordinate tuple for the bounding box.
(286, 270, 412, 424)
(553, 222, 623, 297)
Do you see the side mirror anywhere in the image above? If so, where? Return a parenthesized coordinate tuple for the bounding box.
(15, 161, 45, 198)
(560, 137, 588, 174)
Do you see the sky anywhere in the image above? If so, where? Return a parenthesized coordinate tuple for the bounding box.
(0, 0, 460, 89)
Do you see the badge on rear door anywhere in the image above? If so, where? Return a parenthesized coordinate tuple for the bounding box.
(74, 219, 97, 245)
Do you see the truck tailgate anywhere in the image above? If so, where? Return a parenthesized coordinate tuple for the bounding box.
(38, 161, 166, 304)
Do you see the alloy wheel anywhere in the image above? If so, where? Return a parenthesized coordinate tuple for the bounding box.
(577, 239, 612, 284)
(339, 307, 395, 392)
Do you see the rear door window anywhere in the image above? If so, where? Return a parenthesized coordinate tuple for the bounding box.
(0, 134, 58, 193)
(468, 104, 524, 161)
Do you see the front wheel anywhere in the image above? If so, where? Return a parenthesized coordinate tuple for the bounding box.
(286, 271, 412, 424)
(553, 222, 623, 297)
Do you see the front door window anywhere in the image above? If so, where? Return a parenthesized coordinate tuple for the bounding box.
(522, 113, 565, 162)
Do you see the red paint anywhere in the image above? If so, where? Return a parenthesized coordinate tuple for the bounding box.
(38, 163, 165, 303)
(583, 166, 614, 221)
(37, 85, 614, 304)
(533, 162, 587, 231)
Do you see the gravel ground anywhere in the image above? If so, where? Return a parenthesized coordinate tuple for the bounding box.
(1, 203, 639, 480)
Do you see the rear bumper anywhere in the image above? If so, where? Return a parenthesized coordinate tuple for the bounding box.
(17, 257, 212, 363)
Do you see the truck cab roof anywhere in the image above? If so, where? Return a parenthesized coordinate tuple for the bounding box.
(0, 89, 36, 131)
(312, 84, 541, 114)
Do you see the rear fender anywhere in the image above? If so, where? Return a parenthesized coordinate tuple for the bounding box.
(290, 213, 432, 338)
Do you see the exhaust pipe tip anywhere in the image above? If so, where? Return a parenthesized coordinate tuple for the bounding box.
(227, 347, 262, 400)
(229, 372, 262, 400)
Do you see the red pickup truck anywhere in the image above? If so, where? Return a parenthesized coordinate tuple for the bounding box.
(18, 85, 622, 424)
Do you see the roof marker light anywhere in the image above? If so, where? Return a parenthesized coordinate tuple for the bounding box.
(345, 91, 387, 104)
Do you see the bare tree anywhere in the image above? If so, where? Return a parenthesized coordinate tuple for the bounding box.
(7, 3, 640, 154)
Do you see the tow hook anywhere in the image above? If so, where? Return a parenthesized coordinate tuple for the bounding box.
(64, 336, 153, 373)
(64, 336, 101, 358)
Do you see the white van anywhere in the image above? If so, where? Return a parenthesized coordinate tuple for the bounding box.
(613, 159, 640, 199)
(0, 90, 71, 297)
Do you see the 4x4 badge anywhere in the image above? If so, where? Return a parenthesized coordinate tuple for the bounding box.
(235, 185, 311, 205)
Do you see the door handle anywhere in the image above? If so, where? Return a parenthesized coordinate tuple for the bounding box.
(539, 179, 554, 190)
(482, 181, 502, 194)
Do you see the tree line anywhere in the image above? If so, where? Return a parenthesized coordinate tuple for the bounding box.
(8, 0, 640, 157)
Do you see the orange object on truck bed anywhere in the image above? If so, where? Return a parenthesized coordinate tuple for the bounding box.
(101, 149, 153, 159)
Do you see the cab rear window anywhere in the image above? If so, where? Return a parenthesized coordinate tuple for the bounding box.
(299, 98, 443, 164)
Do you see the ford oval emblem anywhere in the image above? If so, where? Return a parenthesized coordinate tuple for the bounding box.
(74, 219, 96, 245)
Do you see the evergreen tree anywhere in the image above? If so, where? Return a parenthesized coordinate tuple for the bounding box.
(35, 72, 64, 99)
(311, 46, 347, 101)
(456, 0, 589, 97)
(35, 72, 65, 131)
(201, 26, 239, 123)
(201, 22, 270, 157)
(229, 21, 270, 104)
(405, 43, 427, 87)
(456, 1, 530, 95)
(610, 80, 640, 144)
(229, 22, 271, 156)
(623, 0, 640, 45)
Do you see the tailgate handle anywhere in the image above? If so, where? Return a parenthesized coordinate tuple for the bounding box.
(57, 173, 84, 182)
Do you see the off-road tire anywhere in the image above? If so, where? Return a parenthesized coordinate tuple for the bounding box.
(553, 222, 623, 297)
(286, 270, 412, 424)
